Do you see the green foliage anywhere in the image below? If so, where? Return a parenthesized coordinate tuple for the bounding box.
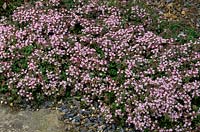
(158, 115, 174, 129)
(38, 61, 56, 83)
(108, 68, 118, 78)
(134, 76, 141, 80)
(108, 62, 126, 86)
(115, 73, 126, 84)
(107, 61, 126, 83)
(122, 8, 143, 25)
(0, 0, 38, 17)
(132, 62, 149, 75)
(111, 102, 126, 127)
(147, 71, 168, 80)
(176, 98, 184, 105)
(192, 44, 200, 52)
(117, 117, 126, 127)
(11, 57, 28, 73)
(59, 0, 75, 10)
(84, 10, 102, 19)
(108, 61, 118, 78)
(154, 20, 200, 44)
(36, 93, 45, 104)
(60, 62, 70, 80)
(191, 96, 200, 112)
(106, 0, 119, 7)
(191, 114, 200, 128)
(178, 62, 191, 70)
(0, 74, 5, 84)
(9, 89, 18, 102)
(70, 23, 84, 34)
(65, 87, 72, 98)
(39, 61, 55, 74)
(60, 70, 67, 80)
(104, 92, 115, 105)
(90, 43, 105, 59)
(0, 0, 23, 17)
(95, 47, 105, 58)
(30, 84, 46, 106)
(65, 89, 71, 97)
(111, 102, 125, 113)
(20, 45, 35, 56)
(90, 70, 107, 79)
(14, 22, 29, 29)
(144, 129, 150, 132)
(0, 85, 8, 94)
(182, 76, 199, 84)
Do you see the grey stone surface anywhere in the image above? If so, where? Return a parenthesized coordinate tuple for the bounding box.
(0, 105, 65, 132)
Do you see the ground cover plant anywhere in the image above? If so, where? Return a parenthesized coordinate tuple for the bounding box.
(0, 0, 200, 131)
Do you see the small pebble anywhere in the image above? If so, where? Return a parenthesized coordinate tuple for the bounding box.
(63, 113, 74, 119)
(112, 124, 116, 130)
(74, 115, 81, 122)
(166, 0, 174, 3)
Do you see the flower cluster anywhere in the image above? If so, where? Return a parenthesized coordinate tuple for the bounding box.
(0, 0, 200, 131)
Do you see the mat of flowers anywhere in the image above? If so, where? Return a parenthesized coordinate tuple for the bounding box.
(0, 0, 200, 131)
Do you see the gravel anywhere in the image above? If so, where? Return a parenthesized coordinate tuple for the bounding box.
(56, 97, 137, 132)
